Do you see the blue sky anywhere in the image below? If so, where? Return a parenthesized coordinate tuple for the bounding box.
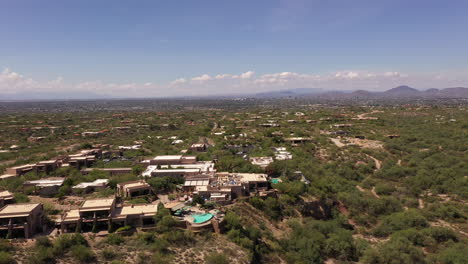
(1, 0, 468, 97)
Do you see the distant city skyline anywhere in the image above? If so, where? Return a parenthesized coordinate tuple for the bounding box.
(1, 0, 468, 97)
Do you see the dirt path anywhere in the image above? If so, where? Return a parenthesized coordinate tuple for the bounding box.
(431, 220, 468, 237)
(330, 138, 345, 147)
(371, 187, 380, 198)
(418, 198, 425, 209)
(366, 155, 382, 170)
(356, 185, 365, 192)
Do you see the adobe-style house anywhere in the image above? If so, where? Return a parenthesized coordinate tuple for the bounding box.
(183, 173, 269, 203)
(0, 191, 14, 207)
(23, 178, 65, 197)
(116, 180, 152, 199)
(81, 167, 132, 176)
(34, 159, 60, 174)
(0, 203, 44, 238)
(189, 143, 208, 152)
(60, 198, 158, 233)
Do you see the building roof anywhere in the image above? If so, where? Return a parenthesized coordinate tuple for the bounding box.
(164, 201, 185, 211)
(24, 178, 65, 187)
(154, 168, 201, 173)
(61, 209, 81, 222)
(80, 198, 115, 212)
(117, 180, 151, 190)
(238, 173, 268, 182)
(184, 179, 210, 187)
(72, 179, 109, 189)
(81, 168, 132, 172)
(0, 174, 16, 180)
(153, 155, 182, 160)
(114, 204, 158, 217)
(0, 191, 14, 200)
(0, 203, 41, 218)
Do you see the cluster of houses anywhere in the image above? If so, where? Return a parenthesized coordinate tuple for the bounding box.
(0, 145, 117, 180)
(0, 151, 274, 238)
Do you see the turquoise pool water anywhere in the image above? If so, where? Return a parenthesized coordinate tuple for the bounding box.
(192, 213, 214, 223)
(270, 178, 280, 184)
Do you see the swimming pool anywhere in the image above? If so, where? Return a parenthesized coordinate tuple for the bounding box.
(192, 213, 214, 223)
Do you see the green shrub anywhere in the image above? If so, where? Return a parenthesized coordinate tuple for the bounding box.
(373, 210, 428, 237)
(35, 236, 52, 248)
(115, 225, 132, 233)
(374, 183, 396, 195)
(0, 239, 12, 252)
(106, 233, 124, 245)
(205, 252, 229, 264)
(13, 193, 30, 203)
(70, 245, 95, 263)
(0, 252, 14, 264)
(362, 237, 425, 264)
(421, 227, 458, 243)
(433, 243, 468, 264)
(53, 233, 88, 255)
(28, 247, 55, 264)
(101, 248, 117, 260)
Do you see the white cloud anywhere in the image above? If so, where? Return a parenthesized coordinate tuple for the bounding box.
(240, 71, 255, 79)
(1, 67, 468, 98)
(170, 78, 186, 86)
(191, 74, 212, 82)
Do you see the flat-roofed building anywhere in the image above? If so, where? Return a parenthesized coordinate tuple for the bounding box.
(80, 167, 132, 176)
(0, 203, 44, 238)
(61, 198, 115, 233)
(5, 164, 35, 176)
(23, 177, 65, 197)
(68, 156, 96, 169)
(72, 179, 109, 194)
(112, 204, 158, 227)
(142, 160, 215, 178)
(0, 191, 14, 207)
(34, 159, 60, 174)
(183, 173, 269, 203)
(189, 143, 208, 152)
(117, 180, 152, 199)
(249, 157, 274, 169)
(149, 155, 197, 165)
(60, 198, 157, 233)
(284, 137, 314, 144)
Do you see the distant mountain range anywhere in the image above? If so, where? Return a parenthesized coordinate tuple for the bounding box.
(252, 86, 468, 99)
(0, 91, 113, 101)
(254, 88, 329, 98)
(1, 85, 467, 101)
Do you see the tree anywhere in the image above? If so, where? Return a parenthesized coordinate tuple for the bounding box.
(362, 237, 426, 264)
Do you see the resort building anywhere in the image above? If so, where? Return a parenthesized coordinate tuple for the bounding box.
(249, 157, 274, 169)
(273, 147, 293, 160)
(4, 164, 35, 177)
(60, 198, 158, 233)
(34, 160, 61, 174)
(189, 143, 208, 152)
(145, 155, 198, 166)
(80, 167, 132, 176)
(0, 203, 44, 238)
(23, 178, 65, 197)
(116, 180, 152, 199)
(0, 191, 14, 207)
(183, 173, 269, 203)
(284, 137, 314, 145)
(72, 179, 109, 194)
(142, 159, 215, 178)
